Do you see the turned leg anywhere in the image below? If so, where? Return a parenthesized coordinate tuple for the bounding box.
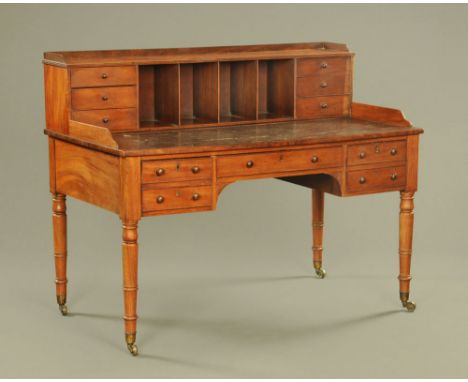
(399, 191, 416, 312)
(52, 193, 68, 316)
(122, 222, 139, 355)
(312, 189, 326, 278)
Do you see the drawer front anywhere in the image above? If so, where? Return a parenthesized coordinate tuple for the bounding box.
(297, 73, 350, 97)
(142, 185, 212, 213)
(347, 140, 407, 166)
(70, 66, 137, 88)
(71, 86, 137, 110)
(71, 108, 137, 131)
(142, 157, 212, 184)
(296, 96, 350, 119)
(347, 166, 406, 193)
(297, 57, 350, 78)
(217, 146, 343, 178)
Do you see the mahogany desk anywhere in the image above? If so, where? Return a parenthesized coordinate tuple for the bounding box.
(43, 42, 423, 356)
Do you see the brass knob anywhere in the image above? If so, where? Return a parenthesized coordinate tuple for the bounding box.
(246, 160, 254, 168)
(155, 168, 165, 176)
(320, 81, 328, 88)
(191, 166, 200, 174)
(102, 117, 109, 124)
(311, 156, 319, 163)
(101, 95, 108, 101)
(359, 176, 366, 184)
(101, 73, 108, 79)
(390, 148, 398, 156)
(320, 103, 328, 109)
(320, 62, 328, 69)
(192, 193, 200, 201)
(156, 196, 164, 204)
(359, 152, 366, 159)
(391, 173, 397, 181)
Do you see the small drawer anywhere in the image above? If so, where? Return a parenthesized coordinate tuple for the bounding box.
(347, 166, 406, 194)
(347, 140, 407, 166)
(70, 66, 137, 88)
(71, 86, 137, 111)
(297, 57, 350, 78)
(142, 157, 212, 184)
(297, 74, 350, 97)
(71, 108, 137, 131)
(142, 185, 212, 213)
(217, 146, 343, 178)
(296, 96, 350, 119)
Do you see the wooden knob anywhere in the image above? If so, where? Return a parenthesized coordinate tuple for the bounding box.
(320, 81, 328, 88)
(320, 62, 328, 69)
(102, 117, 109, 124)
(391, 173, 397, 181)
(359, 176, 366, 184)
(311, 156, 319, 163)
(101, 95, 108, 101)
(156, 196, 164, 204)
(320, 103, 328, 109)
(191, 166, 200, 174)
(390, 148, 398, 156)
(155, 168, 165, 176)
(101, 73, 108, 79)
(246, 160, 254, 168)
(192, 193, 200, 201)
(359, 152, 366, 159)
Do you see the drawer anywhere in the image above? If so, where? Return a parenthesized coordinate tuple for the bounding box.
(71, 108, 137, 131)
(297, 57, 350, 78)
(70, 66, 137, 88)
(71, 86, 137, 111)
(217, 146, 343, 178)
(296, 96, 350, 119)
(142, 157, 212, 184)
(142, 185, 212, 213)
(297, 73, 351, 97)
(347, 140, 407, 166)
(347, 166, 406, 194)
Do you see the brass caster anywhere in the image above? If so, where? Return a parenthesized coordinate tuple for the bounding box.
(59, 304, 68, 316)
(402, 301, 416, 312)
(127, 343, 138, 356)
(315, 268, 326, 279)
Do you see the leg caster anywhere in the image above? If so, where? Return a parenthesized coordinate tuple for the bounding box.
(315, 267, 327, 279)
(400, 292, 416, 312)
(126, 333, 138, 356)
(57, 295, 68, 316)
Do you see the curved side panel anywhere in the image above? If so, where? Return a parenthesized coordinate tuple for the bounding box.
(277, 172, 344, 196)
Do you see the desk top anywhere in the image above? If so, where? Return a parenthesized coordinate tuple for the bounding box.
(46, 117, 423, 157)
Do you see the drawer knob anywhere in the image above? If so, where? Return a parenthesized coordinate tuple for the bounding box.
(311, 156, 319, 163)
(191, 166, 200, 174)
(246, 160, 254, 168)
(101, 95, 109, 101)
(320, 62, 328, 69)
(102, 117, 109, 124)
(101, 73, 108, 79)
(359, 152, 366, 159)
(390, 148, 398, 156)
(320, 103, 328, 109)
(155, 168, 165, 176)
(156, 196, 165, 204)
(320, 81, 328, 88)
(391, 173, 398, 181)
(359, 176, 366, 184)
(192, 193, 200, 201)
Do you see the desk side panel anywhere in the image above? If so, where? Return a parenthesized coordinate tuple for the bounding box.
(55, 140, 120, 213)
(44, 64, 70, 134)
